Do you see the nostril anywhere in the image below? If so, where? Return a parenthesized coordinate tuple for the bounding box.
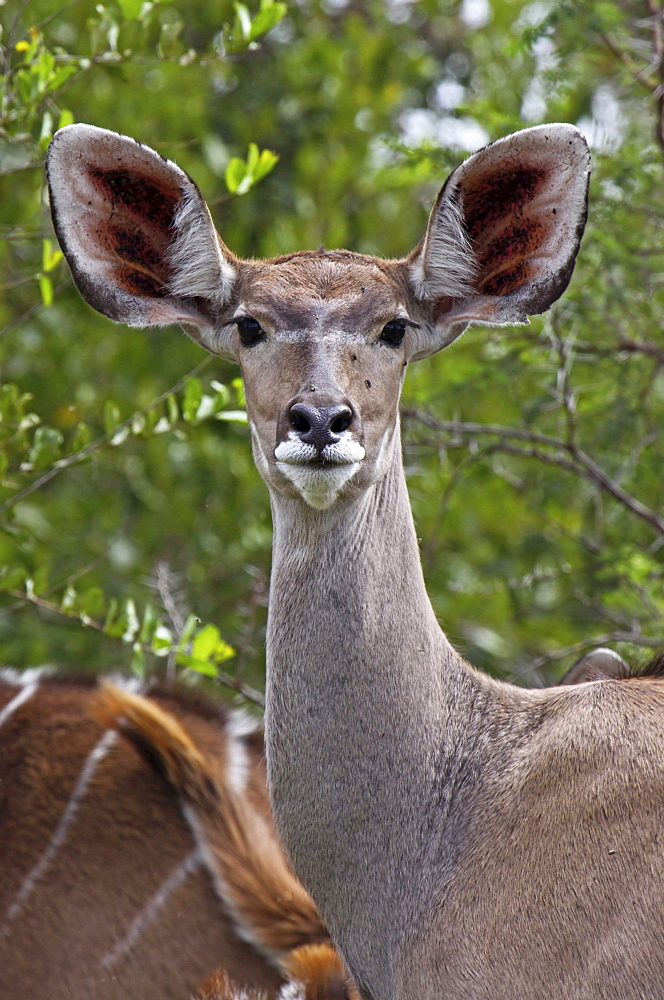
(330, 411, 352, 434)
(290, 410, 312, 434)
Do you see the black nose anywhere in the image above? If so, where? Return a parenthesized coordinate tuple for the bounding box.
(289, 402, 353, 453)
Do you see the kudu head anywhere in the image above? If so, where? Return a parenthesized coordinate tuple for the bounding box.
(47, 124, 589, 509)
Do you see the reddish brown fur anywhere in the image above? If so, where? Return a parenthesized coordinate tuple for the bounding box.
(196, 945, 361, 1000)
(280, 944, 362, 1000)
(94, 682, 329, 957)
(0, 675, 300, 1000)
(196, 968, 254, 1000)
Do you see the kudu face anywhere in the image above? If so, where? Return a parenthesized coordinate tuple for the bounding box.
(46, 123, 589, 511)
(231, 254, 413, 508)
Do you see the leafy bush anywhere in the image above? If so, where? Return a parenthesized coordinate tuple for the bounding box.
(1, 0, 662, 699)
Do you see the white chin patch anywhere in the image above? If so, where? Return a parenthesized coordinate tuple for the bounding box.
(276, 461, 361, 509)
(274, 435, 365, 509)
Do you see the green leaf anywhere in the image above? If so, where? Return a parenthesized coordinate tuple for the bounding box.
(131, 412, 146, 435)
(71, 422, 91, 453)
(104, 400, 122, 435)
(179, 613, 201, 646)
(104, 598, 139, 641)
(225, 156, 248, 194)
(118, 0, 143, 19)
(183, 377, 203, 421)
(254, 148, 279, 182)
(58, 108, 75, 129)
(61, 584, 78, 613)
(138, 601, 159, 644)
(215, 409, 248, 423)
(121, 599, 139, 642)
(130, 643, 146, 677)
(151, 623, 174, 653)
(35, 47, 55, 86)
(246, 142, 259, 174)
(38, 276, 53, 307)
(249, 1, 286, 41)
(29, 425, 64, 469)
(210, 380, 231, 407)
(39, 111, 54, 149)
(77, 585, 106, 620)
(233, 3, 253, 41)
(50, 65, 78, 90)
(176, 652, 220, 676)
(191, 622, 222, 660)
(231, 378, 246, 407)
(42, 239, 63, 273)
(184, 622, 236, 676)
(166, 393, 180, 425)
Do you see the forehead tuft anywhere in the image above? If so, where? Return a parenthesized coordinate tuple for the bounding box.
(237, 252, 409, 333)
(245, 251, 401, 297)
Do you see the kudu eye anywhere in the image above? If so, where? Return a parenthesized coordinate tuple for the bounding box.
(379, 320, 407, 347)
(237, 316, 265, 347)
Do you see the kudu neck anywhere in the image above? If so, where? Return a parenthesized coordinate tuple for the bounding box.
(268, 429, 447, 651)
(264, 429, 486, 997)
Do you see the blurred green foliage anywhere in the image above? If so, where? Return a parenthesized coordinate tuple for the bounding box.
(0, 0, 662, 700)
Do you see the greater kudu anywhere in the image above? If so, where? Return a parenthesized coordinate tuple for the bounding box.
(0, 673, 349, 1000)
(46, 123, 664, 999)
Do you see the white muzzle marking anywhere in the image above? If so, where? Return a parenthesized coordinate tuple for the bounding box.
(275, 434, 365, 509)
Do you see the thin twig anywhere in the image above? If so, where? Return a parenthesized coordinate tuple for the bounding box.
(402, 410, 664, 537)
(616, 338, 664, 365)
(0, 280, 70, 339)
(4, 587, 265, 708)
(213, 669, 265, 708)
(600, 31, 658, 92)
(0, 160, 44, 180)
(513, 632, 663, 682)
(153, 561, 188, 684)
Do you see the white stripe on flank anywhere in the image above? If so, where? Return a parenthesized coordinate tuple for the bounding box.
(101, 848, 201, 970)
(181, 802, 278, 962)
(278, 981, 306, 1000)
(1, 728, 118, 936)
(0, 666, 48, 687)
(0, 680, 39, 731)
(226, 710, 255, 795)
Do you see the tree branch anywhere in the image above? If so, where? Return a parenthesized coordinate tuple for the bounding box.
(0, 357, 212, 517)
(513, 632, 663, 683)
(402, 411, 664, 537)
(600, 31, 658, 92)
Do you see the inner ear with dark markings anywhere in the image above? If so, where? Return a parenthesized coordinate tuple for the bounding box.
(46, 124, 239, 359)
(407, 124, 591, 360)
(88, 167, 179, 298)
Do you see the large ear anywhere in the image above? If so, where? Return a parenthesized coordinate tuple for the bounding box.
(407, 124, 590, 360)
(558, 648, 628, 685)
(46, 124, 238, 356)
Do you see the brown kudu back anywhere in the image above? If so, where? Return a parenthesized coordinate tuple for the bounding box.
(0, 671, 345, 1000)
